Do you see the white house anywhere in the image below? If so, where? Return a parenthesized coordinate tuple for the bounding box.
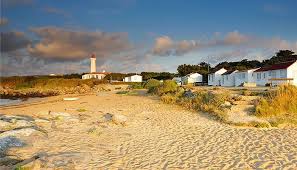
(234, 68, 258, 87)
(82, 72, 109, 80)
(181, 73, 203, 85)
(208, 68, 227, 86)
(123, 75, 143, 82)
(221, 70, 238, 87)
(254, 60, 297, 86)
(82, 54, 110, 80)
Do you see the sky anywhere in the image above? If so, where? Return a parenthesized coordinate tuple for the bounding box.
(1, 0, 297, 76)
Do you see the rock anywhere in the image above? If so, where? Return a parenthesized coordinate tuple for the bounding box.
(36, 111, 79, 122)
(183, 90, 196, 98)
(0, 136, 25, 154)
(112, 114, 128, 125)
(0, 115, 35, 131)
(0, 128, 40, 138)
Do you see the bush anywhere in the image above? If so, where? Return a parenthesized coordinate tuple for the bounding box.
(155, 80, 178, 95)
(144, 79, 161, 93)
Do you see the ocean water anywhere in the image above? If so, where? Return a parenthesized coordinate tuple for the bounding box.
(0, 98, 22, 106)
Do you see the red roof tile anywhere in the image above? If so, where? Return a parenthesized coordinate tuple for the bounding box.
(254, 60, 296, 72)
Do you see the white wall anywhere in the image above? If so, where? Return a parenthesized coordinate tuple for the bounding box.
(234, 69, 257, 86)
(90, 58, 96, 73)
(183, 73, 203, 84)
(82, 73, 105, 80)
(221, 71, 237, 87)
(208, 68, 227, 86)
(254, 69, 288, 86)
(124, 75, 142, 82)
(287, 61, 297, 86)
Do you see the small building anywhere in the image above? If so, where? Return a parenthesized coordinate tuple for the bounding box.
(182, 73, 203, 85)
(221, 70, 238, 87)
(82, 72, 109, 80)
(208, 68, 227, 86)
(253, 60, 297, 86)
(123, 75, 143, 82)
(82, 54, 111, 80)
(234, 68, 258, 87)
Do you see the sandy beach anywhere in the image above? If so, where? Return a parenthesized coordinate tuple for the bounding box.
(1, 91, 297, 169)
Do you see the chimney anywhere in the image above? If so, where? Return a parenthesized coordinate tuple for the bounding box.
(90, 54, 96, 73)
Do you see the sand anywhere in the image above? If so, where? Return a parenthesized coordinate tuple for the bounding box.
(1, 91, 297, 169)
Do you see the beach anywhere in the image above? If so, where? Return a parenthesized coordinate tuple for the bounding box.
(1, 91, 297, 169)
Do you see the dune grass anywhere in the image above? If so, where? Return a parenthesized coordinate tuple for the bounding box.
(153, 80, 231, 121)
(255, 85, 297, 126)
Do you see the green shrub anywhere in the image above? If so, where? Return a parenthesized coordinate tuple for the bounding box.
(156, 80, 178, 95)
(145, 79, 161, 93)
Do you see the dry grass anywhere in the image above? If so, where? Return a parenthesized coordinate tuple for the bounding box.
(255, 85, 297, 126)
(157, 84, 231, 122)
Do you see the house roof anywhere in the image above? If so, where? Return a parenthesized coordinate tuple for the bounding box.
(254, 60, 296, 72)
(222, 70, 237, 75)
(209, 67, 226, 74)
(187, 72, 201, 76)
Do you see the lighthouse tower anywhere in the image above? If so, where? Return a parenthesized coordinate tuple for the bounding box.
(90, 53, 96, 73)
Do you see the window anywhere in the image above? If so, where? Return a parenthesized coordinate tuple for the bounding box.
(280, 70, 286, 78)
(257, 73, 261, 80)
(268, 71, 271, 76)
(226, 75, 229, 80)
(208, 75, 210, 80)
(263, 73, 266, 79)
(271, 71, 276, 78)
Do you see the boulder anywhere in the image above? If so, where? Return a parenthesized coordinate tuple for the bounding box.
(0, 136, 25, 154)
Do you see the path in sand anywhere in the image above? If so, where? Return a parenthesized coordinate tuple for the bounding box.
(1, 91, 297, 169)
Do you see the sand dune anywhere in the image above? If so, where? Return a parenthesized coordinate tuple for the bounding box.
(1, 92, 297, 169)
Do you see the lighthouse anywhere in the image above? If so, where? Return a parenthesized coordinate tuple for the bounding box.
(90, 53, 96, 73)
(82, 53, 110, 80)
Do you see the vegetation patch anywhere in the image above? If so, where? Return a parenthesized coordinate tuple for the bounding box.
(76, 108, 87, 112)
(150, 81, 231, 122)
(254, 85, 297, 126)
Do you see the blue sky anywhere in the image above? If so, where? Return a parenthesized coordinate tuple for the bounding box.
(1, 0, 297, 76)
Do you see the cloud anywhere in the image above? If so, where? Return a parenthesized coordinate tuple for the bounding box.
(152, 36, 174, 56)
(28, 27, 133, 60)
(0, 31, 31, 52)
(151, 31, 297, 56)
(43, 7, 70, 18)
(0, 18, 9, 26)
(152, 36, 200, 56)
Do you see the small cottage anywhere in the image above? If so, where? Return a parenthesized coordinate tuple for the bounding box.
(182, 73, 203, 85)
(253, 60, 297, 86)
(234, 68, 258, 87)
(208, 68, 227, 86)
(123, 75, 143, 82)
(221, 70, 238, 87)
